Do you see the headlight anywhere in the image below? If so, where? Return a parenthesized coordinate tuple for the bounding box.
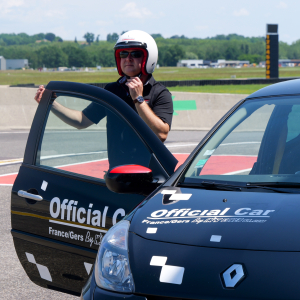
(95, 220, 134, 293)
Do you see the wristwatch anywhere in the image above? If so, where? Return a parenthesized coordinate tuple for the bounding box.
(134, 96, 145, 104)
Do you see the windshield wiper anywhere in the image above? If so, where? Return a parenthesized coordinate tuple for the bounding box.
(180, 181, 294, 193)
(247, 182, 300, 188)
(179, 181, 242, 191)
(246, 182, 299, 193)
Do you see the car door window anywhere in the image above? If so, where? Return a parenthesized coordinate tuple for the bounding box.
(287, 105, 300, 142)
(36, 92, 152, 181)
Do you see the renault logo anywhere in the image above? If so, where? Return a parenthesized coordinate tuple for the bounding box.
(221, 264, 245, 288)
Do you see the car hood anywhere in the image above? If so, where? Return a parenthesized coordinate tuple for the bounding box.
(130, 186, 300, 251)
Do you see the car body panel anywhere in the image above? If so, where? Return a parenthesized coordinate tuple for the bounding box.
(246, 78, 300, 99)
(130, 186, 300, 251)
(11, 165, 144, 251)
(12, 231, 95, 295)
(128, 232, 300, 300)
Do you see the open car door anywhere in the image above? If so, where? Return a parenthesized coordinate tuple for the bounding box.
(11, 81, 177, 296)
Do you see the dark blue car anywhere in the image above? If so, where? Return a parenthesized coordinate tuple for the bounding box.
(12, 79, 300, 299)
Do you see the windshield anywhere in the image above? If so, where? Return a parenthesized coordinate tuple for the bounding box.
(182, 96, 300, 186)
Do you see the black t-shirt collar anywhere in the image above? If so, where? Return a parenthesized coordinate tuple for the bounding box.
(118, 75, 155, 87)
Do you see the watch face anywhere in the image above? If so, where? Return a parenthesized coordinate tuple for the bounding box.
(137, 96, 144, 103)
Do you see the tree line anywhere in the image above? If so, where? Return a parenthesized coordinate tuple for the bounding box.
(0, 33, 63, 46)
(1, 32, 300, 68)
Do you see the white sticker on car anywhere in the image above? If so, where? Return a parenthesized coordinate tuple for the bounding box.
(84, 262, 93, 275)
(161, 190, 192, 201)
(147, 227, 157, 234)
(41, 180, 48, 191)
(142, 207, 275, 226)
(161, 190, 177, 195)
(150, 256, 184, 285)
(25, 252, 52, 282)
(210, 235, 222, 242)
(204, 149, 215, 156)
(48, 197, 125, 247)
(150, 256, 167, 266)
(169, 193, 192, 201)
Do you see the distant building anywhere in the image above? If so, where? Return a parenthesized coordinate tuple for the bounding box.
(225, 60, 249, 67)
(212, 59, 249, 67)
(35, 39, 50, 43)
(291, 59, 300, 67)
(177, 59, 249, 68)
(278, 59, 300, 67)
(6, 59, 29, 70)
(0, 56, 6, 70)
(177, 59, 210, 68)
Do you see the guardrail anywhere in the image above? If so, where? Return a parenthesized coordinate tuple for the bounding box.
(89, 77, 300, 89)
(9, 76, 300, 89)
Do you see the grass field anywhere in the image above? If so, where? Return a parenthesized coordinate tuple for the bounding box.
(0, 67, 299, 95)
(169, 84, 270, 94)
(1, 67, 300, 86)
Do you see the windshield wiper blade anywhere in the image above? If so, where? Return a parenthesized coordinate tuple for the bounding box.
(180, 181, 293, 193)
(201, 181, 242, 191)
(246, 182, 297, 193)
(247, 182, 300, 188)
(180, 181, 242, 191)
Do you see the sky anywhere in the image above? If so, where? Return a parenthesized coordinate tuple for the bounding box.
(1, 0, 300, 44)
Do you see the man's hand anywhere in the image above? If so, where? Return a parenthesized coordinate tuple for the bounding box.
(125, 77, 143, 100)
(34, 85, 45, 103)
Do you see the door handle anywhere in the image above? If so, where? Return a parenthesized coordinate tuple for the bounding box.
(18, 190, 43, 201)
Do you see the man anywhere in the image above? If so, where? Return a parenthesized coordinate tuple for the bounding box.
(35, 30, 173, 142)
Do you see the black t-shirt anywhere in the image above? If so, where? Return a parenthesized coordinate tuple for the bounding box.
(83, 75, 173, 128)
(82, 75, 173, 169)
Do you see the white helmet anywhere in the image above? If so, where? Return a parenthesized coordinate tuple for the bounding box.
(114, 30, 158, 76)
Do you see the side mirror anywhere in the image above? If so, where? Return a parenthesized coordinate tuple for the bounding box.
(105, 165, 156, 195)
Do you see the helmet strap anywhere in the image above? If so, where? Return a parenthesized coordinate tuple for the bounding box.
(124, 72, 142, 79)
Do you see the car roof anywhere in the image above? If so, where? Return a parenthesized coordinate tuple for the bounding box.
(246, 78, 300, 99)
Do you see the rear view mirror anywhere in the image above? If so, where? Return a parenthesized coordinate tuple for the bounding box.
(105, 165, 156, 195)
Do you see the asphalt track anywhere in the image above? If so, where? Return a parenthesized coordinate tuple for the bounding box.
(0, 130, 207, 299)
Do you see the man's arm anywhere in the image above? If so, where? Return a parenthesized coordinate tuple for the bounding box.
(51, 101, 94, 129)
(34, 85, 94, 129)
(134, 102, 169, 142)
(126, 78, 170, 142)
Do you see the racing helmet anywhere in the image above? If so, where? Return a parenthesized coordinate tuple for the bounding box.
(114, 30, 158, 76)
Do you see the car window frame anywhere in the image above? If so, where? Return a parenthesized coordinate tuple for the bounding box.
(23, 81, 177, 185)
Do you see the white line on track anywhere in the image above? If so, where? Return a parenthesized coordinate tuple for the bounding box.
(44, 130, 106, 133)
(54, 158, 108, 169)
(220, 142, 261, 146)
(41, 151, 107, 160)
(0, 172, 18, 177)
(165, 143, 198, 148)
(214, 155, 257, 157)
(0, 131, 29, 134)
(0, 172, 17, 186)
(223, 168, 252, 175)
(0, 158, 23, 166)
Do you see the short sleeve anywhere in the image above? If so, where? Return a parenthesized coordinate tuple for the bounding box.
(82, 102, 106, 124)
(152, 89, 173, 128)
